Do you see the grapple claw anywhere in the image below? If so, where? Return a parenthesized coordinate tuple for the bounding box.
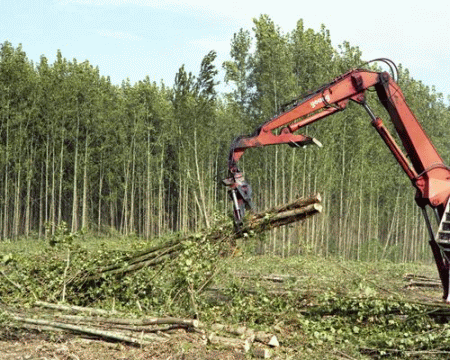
(222, 171, 253, 229)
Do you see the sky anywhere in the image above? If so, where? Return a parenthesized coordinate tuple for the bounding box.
(1, 0, 450, 99)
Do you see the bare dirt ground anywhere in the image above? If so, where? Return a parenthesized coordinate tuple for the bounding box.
(0, 330, 246, 360)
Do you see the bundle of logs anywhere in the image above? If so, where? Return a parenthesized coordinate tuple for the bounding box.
(6, 301, 280, 358)
(72, 193, 322, 284)
(403, 274, 441, 289)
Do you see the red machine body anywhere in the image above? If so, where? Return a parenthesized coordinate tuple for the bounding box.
(223, 62, 450, 300)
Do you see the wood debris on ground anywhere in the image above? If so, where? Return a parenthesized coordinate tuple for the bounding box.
(1, 194, 322, 358)
(403, 273, 441, 289)
(4, 301, 280, 358)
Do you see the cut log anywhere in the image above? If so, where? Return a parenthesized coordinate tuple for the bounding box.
(403, 274, 439, 282)
(56, 314, 200, 328)
(233, 273, 297, 283)
(252, 193, 321, 220)
(403, 274, 441, 288)
(207, 332, 251, 353)
(405, 281, 441, 288)
(242, 203, 322, 232)
(254, 331, 279, 347)
(11, 315, 167, 345)
(210, 324, 278, 347)
(253, 347, 272, 359)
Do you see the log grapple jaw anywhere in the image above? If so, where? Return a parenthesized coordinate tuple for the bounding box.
(222, 165, 253, 229)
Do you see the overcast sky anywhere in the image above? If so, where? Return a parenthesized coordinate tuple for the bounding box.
(1, 0, 449, 99)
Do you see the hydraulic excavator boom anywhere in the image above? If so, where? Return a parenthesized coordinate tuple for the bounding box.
(223, 59, 450, 301)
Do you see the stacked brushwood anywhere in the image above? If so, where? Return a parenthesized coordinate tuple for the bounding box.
(70, 193, 322, 286)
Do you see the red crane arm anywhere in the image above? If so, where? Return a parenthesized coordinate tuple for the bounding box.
(224, 65, 450, 301)
(373, 73, 450, 212)
(227, 69, 450, 212)
(228, 69, 379, 164)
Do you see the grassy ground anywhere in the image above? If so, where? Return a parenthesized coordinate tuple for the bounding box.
(213, 255, 444, 359)
(0, 234, 448, 359)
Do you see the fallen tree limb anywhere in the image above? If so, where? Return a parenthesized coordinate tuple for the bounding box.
(205, 286, 304, 299)
(92, 242, 184, 277)
(404, 274, 438, 281)
(233, 273, 297, 283)
(35, 301, 122, 316)
(11, 315, 167, 345)
(0, 269, 24, 291)
(405, 281, 441, 288)
(55, 314, 200, 328)
(88, 323, 191, 333)
(83, 252, 177, 282)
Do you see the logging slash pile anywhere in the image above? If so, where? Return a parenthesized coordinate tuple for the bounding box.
(0, 194, 321, 357)
(5, 193, 450, 359)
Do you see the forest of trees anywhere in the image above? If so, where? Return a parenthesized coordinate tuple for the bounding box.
(1, 15, 449, 262)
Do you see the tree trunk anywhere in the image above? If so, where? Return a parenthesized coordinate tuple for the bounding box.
(158, 145, 164, 237)
(24, 146, 33, 237)
(357, 178, 363, 261)
(129, 136, 136, 234)
(58, 128, 65, 225)
(3, 118, 9, 239)
(81, 133, 89, 230)
(13, 166, 21, 239)
(71, 116, 80, 233)
(145, 130, 151, 240)
(50, 139, 56, 235)
(38, 172, 43, 239)
(194, 129, 210, 228)
(97, 162, 103, 233)
(45, 135, 49, 236)
(121, 162, 129, 235)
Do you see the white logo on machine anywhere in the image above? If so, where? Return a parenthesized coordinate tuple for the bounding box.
(310, 94, 331, 108)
